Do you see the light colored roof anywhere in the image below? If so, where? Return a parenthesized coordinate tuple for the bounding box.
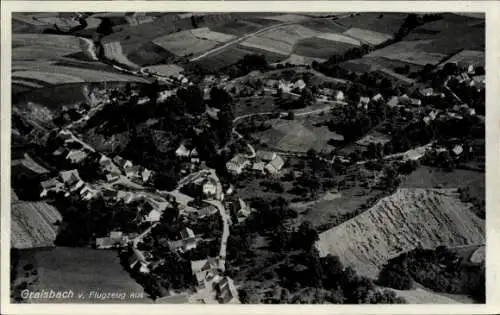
(175, 144, 190, 157)
(180, 227, 195, 239)
(256, 150, 276, 161)
(59, 169, 81, 184)
(252, 161, 266, 171)
(227, 154, 250, 168)
(66, 150, 88, 163)
(266, 155, 285, 172)
(40, 178, 62, 189)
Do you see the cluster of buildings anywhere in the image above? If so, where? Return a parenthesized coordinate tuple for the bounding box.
(225, 150, 285, 176)
(40, 169, 99, 201)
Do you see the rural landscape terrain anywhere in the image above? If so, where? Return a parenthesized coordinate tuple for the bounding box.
(10, 11, 485, 304)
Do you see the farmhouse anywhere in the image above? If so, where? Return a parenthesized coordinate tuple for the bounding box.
(66, 149, 88, 164)
(202, 180, 217, 198)
(198, 205, 218, 219)
(128, 249, 150, 274)
(265, 155, 285, 175)
(334, 90, 345, 101)
(292, 79, 306, 91)
(99, 155, 121, 174)
(387, 96, 399, 107)
(175, 144, 191, 158)
(141, 168, 153, 183)
(40, 178, 65, 197)
(191, 257, 219, 288)
(169, 228, 198, 253)
(80, 184, 98, 200)
(256, 150, 277, 162)
(144, 209, 161, 223)
(59, 169, 83, 189)
(371, 93, 384, 102)
(226, 154, 251, 175)
(252, 161, 266, 174)
(113, 156, 133, 170)
(95, 231, 125, 249)
(358, 96, 370, 108)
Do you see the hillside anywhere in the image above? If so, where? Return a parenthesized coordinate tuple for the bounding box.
(315, 188, 484, 278)
(11, 201, 62, 249)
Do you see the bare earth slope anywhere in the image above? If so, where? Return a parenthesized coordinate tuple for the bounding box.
(315, 188, 485, 279)
(11, 201, 62, 249)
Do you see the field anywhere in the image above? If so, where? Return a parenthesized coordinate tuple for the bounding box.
(343, 27, 392, 45)
(366, 40, 447, 66)
(279, 54, 327, 66)
(294, 37, 358, 59)
(336, 12, 407, 35)
(102, 42, 142, 69)
(153, 28, 236, 57)
(11, 201, 62, 249)
(316, 188, 485, 279)
(402, 166, 484, 192)
(143, 64, 184, 77)
(196, 44, 286, 71)
(255, 118, 338, 153)
(299, 19, 346, 33)
(388, 286, 474, 304)
(261, 14, 309, 23)
(438, 50, 485, 68)
(211, 20, 261, 37)
(15, 247, 152, 303)
(13, 64, 147, 86)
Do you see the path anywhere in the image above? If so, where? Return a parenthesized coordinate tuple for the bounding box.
(190, 21, 296, 62)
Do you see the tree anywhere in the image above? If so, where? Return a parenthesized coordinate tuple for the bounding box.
(298, 87, 315, 107)
(290, 221, 319, 250)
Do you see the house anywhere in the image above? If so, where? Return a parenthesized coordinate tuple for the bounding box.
(252, 161, 266, 174)
(198, 205, 218, 219)
(265, 155, 285, 175)
(99, 155, 121, 174)
(96, 231, 124, 249)
(145, 209, 161, 222)
(113, 156, 133, 170)
(141, 168, 153, 183)
(215, 276, 237, 304)
(191, 258, 219, 288)
(175, 144, 191, 158)
(387, 96, 399, 107)
(80, 184, 98, 200)
(457, 72, 471, 83)
(59, 169, 84, 190)
(106, 172, 120, 182)
(66, 150, 88, 164)
(334, 90, 344, 101)
(202, 180, 217, 197)
(125, 165, 141, 179)
(371, 93, 384, 102)
(128, 249, 150, 274)
(452, 145, 464, 156)
(235, 198, 253, 223)
(292, 79, 306, 91)
(256, 150, 277, 162)
(40, 178, 65, 197)
(226, 154, 251, 175)
(180, 227, 195, 240)
(358, 96, 370, 108)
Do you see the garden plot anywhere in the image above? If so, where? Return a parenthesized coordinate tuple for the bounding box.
(343, 28, 392, 45)
(366, 40, 448, 66)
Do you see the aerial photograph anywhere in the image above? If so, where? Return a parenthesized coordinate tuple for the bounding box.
(10, 11, 485, 304)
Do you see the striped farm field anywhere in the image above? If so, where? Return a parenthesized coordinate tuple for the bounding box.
(11, 201, 62, 249)
(12, 34, 82, 49)
(366, 40, 448, 65)
(12, 71, 84, 84)
(343, 27, 393, 46)
(294, 37, 358, 59)
(336, 12, 407, 35)
(12, 65, 148, 86)
(102, 42, 142, 69)
(143, 64, 184, 77)
(153, 28, 235, 57)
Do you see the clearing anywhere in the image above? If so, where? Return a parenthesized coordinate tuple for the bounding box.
(316, 188, 485, 278)
(15, 247, 152, 303)
(255, 118, 339, 153)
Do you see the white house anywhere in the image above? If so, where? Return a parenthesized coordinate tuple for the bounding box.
(226, 154, 251, 175)
(175, 144, 191, 158)
(202, 180, 217, 197)
(335, 90, 345, 101)
(265, 155, 285, 175)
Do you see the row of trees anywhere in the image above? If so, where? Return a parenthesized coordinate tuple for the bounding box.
(377, 246, 485, 302)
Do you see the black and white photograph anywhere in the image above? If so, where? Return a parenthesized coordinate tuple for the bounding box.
(5, 7, 490, 307)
